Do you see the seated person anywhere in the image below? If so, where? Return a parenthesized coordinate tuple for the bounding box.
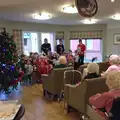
(89, 71, 120, 118)
(101, 54, 120, 76)
(54, 56, 67, 68)
(67, 50, 74, 63)
(37, 56, 53, 74)
(76, 62, 100, 86)
(84, 62, 100, 79)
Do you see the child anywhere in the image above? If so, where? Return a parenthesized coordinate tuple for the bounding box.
(24, 59, 33, 85)
(67, 50, 74, 65)
(74, 50, 79, 70)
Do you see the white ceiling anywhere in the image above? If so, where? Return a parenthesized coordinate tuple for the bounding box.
(0, 0, 120, 25)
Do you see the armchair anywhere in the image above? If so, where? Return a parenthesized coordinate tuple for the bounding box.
(64, 77, 109, 115)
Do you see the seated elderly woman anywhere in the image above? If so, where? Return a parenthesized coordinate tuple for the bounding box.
(83, 62, 100, 79)
(101, 54, 120, 76)
(54, 56, 67, 68)
(76, 63, 100, 86)
(89, 71, 120, 118)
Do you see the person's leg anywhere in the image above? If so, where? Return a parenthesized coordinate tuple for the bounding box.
(81, 55, 84, 65)
(78, 56, 81, 64)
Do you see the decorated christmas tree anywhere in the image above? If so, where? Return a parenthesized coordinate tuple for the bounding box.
(0, 29, 18, 93)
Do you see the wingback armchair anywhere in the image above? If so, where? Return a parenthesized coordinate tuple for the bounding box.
(64, 77, 109, 115)
(43, 67, 73, 100)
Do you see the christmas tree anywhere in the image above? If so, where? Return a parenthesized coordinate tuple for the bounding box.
(0, 29, 18, 93)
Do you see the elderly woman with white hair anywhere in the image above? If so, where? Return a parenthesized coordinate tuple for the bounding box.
(101, 54, 120, 76)
(54, 55, 67, 68)
(84, 62, 100, 79)
(89, 71, 120, 118)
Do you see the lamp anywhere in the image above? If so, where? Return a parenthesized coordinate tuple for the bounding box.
(62, 5, 78, 14)
(33, 13, 51, 20)
(81, 19, 98, 24)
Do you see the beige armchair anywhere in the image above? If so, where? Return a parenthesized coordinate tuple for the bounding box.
(98, 61, 109, 73)
(43, 67, 73, 100)
(64, 77, 109, 115)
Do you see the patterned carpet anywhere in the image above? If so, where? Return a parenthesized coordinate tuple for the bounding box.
(0, 84, 80, 120)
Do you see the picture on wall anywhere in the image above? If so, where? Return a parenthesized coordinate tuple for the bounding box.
(114, 34, 120, 45)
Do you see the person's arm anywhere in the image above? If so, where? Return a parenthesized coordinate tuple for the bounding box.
(41, 44, 43, 52)
(62, 45, 65, 52)
(56, 45, 59, 54)
(89, 93, 108, 109)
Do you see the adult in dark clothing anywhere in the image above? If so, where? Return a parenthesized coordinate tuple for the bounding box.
(41, 38, 51, 55)
(56, 39, 65, 55)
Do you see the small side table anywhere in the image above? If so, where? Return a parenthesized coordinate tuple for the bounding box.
(14, 105, 25, 120)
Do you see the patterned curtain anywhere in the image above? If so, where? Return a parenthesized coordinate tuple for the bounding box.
(70, 31, 103, 39)
(13, 29, 23, 54)
(56, 31, 64, 39)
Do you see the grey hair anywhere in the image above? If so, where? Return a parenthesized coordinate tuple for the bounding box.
(87, 62, 99, 75)
(106, 71, 120, 89)
(109, 54, 120, 65)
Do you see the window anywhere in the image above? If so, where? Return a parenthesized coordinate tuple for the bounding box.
(23, 32, 39, 55)
(41, 33, 54, 52)
(70, 39, 102, 62)
(24, 38, 27, 46)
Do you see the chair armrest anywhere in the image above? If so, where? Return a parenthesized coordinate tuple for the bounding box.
(65, 84, 77, 88)
(64, 82, 86, 113)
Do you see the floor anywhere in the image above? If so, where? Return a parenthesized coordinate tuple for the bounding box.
(0, 84, 80, 120)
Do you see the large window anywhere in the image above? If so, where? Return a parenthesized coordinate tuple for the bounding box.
(70, 39, 102, 62)
(41, 33, 54, 52)
(23, 32, 39, 56)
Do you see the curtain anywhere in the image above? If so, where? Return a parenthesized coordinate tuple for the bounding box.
(56, 31, 64, 39)
(13, 29, 23, 54)
(70, 31, 103, 39)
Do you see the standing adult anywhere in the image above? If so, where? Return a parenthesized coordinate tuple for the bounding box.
(77, 39, 86, 65)
(41, 38, 51, 55)
(56, 39, 65, 55)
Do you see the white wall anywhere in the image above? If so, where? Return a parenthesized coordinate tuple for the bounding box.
(106, 23, 120, 55)
(0, 20, 107, 57)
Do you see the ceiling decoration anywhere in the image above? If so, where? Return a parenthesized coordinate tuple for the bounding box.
(75, 0, 98, 17)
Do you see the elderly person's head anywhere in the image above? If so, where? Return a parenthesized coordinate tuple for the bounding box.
(59, 56, 67, 65)
(106, 71, 120, 90)
(87, 62, 99, 75)
(109, 54, 120, 65)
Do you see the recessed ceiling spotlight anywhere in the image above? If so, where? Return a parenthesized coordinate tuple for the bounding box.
(81, 19, 98, 24)
(33, 13, 51, 20)
(111, 14, 120, 20)
(111, 0, 115, 2)
(62, 5, 78, 14)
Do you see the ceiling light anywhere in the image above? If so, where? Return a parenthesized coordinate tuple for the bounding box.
(62, 5, 78, 14)
(81, 19, 98, 24)
(111, 0, 115, 2)
(33, 13, 51, 20)
(111, 14, 120, 20)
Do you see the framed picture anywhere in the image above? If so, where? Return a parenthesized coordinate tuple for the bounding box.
(114, 34, 120, 44)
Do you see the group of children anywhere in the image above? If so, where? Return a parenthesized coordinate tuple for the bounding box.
(16, 50, 79, 85)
